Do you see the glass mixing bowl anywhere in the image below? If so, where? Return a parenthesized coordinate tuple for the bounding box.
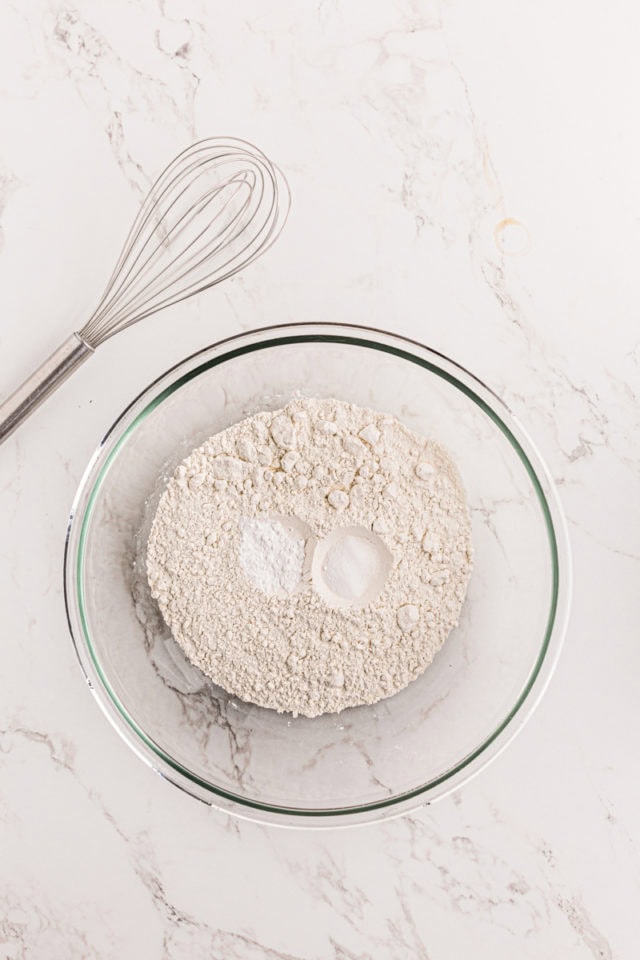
(64, 324, 571, 826)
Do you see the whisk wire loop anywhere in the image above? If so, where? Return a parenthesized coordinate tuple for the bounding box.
(80, 137, 288, 348)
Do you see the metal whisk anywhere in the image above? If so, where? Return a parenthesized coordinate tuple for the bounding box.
(0, 137, 289, 444)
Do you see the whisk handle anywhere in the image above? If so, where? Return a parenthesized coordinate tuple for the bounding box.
(0, 333, 93, 445)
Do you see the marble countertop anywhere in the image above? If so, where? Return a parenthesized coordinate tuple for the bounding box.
(1, 1, 638, 957)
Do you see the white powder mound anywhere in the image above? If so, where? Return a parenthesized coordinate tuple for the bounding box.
(239, 518, 305, 596)
(322, 533, 381, 600)
(146, 397, 473, 718)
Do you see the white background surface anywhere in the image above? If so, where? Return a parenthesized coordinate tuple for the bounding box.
(1, 2, 638, 957)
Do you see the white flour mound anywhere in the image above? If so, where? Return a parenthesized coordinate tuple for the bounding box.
(146, 397, 473, 718)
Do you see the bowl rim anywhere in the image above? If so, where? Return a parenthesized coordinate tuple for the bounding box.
(64, 321, 572, 827)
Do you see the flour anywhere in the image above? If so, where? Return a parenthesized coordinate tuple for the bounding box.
(146, 397, 473, 718)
